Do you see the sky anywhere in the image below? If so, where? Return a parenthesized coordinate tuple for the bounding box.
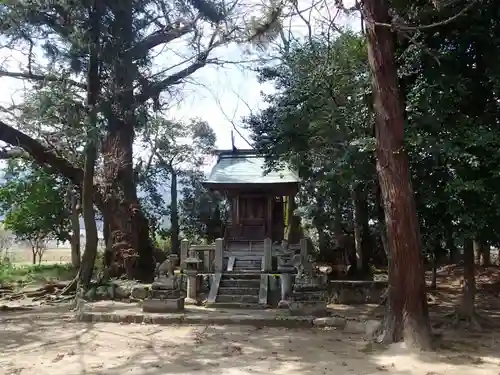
(0, 1, 360, 167)
(0, 1, 360, 235)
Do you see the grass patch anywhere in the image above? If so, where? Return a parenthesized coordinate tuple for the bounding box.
(0, 262, 77, 286)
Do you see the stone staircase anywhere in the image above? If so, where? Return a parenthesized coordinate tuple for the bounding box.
(231, 256, 262, 273)
(206, 255, 268, 308)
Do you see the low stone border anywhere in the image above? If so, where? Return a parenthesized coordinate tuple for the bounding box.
(77, 311, 379, 334)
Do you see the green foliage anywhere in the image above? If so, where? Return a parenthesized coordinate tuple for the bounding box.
(0, 263, 76, 285)
(0, 162, 71, 247)
(245, 0, 500, 261)
(137, 117, 217, 239)
(245, 30, 375, 253)
(178, 170, 225, 241)
(397, 0, 500, 246)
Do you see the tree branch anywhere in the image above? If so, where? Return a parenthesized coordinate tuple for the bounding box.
(128, 23, 195, 59)
(363, 0, 477, 31)
(0, 120, 83, 185)
(135, 54, 209, 104)
(0, 70, 86, 89)
(0, 147, 30, 160)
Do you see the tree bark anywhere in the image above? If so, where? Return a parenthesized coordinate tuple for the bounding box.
(446, 231, 458, 264)
(362, 0, 432, 349)
(481, 244, 491, 266)
(473, 239, 481, 265)
(430, 239, 441, 290)
(375, 179, 389, 266)
(68, 187, 81, 269)
(454, 238, 479, 327)
(101, 0, 154, 281)
(170, 168, 180, 254)
(352, 182, 372, 278)
(474, 240, 490, 266)
(78, 0, 100, 290)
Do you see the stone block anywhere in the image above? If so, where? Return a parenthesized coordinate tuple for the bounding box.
(327, 281, 387, 305)
(312, 316, 347, 328)
(131, 285, 149, 300)
(288, 300, 327, 316)
(142, 297, 185, 313)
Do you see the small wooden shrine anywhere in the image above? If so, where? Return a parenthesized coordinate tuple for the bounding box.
(203, 149, 300, 244)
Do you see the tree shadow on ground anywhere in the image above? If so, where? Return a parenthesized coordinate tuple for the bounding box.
(1, 304, 500, 375)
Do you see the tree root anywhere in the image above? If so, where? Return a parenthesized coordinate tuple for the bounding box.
(59, 277, 78, 295)
(444, 310, 495, 330)
(0, 282, 73, 302)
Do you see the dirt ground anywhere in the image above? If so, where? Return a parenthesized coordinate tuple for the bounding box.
(1, 264, 500, 375)
(0, 306, 499, 375)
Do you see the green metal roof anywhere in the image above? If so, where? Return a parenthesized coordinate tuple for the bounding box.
(205, 150, 300, 185)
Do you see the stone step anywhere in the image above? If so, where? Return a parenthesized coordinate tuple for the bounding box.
(232, 268, 261, 272)
(234, 255, 263, 261)
(221, 273, 262, 279)
(227, 252, 264, 258)
(216, 294, 260, 304)
(219, 279, 261, 288)
(232, 267, 261, 271)
(235, 259, 262, 264)
(205, 301, 266, 309)
(218, 287, 260, 296)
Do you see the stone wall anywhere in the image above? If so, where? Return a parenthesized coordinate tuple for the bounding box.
(327, 280, 387, 305)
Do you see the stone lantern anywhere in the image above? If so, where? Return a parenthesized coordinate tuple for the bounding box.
(183, 254, 202, 303)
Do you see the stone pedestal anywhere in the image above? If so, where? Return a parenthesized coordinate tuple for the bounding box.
(143, 256, 185, 313)
(143, 297, 185, 312)
(143, 286, 185, 313)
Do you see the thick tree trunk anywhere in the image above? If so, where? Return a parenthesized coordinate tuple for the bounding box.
(473, 239, 481, 265)
(170, 168, 180, 254)
(78, 0, 100, 290)
(454, 238, 480, 327)
(481, 244, 491, 266)
(446, 231, 458, 264)
(100, 0, 154, 282)
(363, 0, 432, 349)
(474, 240, 490, 266)
(430, 239, 441, 290)
(352, 183, 372, 278)
(79, 141, 99, 288)
(375, 179, 389, 266)
(69, 189, 81, 269)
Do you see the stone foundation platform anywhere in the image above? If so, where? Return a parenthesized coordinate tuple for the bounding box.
(76, 301, 380, 334)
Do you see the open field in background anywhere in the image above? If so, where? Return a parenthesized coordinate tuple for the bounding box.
(4, 247, 74, 264)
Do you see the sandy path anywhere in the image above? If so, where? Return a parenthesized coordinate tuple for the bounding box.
(1, 311, 499, 375)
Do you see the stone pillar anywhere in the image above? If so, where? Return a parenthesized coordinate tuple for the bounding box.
(185, 270, 198, 303)
(278, 273, 293, 308)
(214, 238, 224, 272)
(180, 239, 189, 269)
(263, 238, 272, 272)
(203, 250, 210, 273)
(300, 237, 308, 260)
